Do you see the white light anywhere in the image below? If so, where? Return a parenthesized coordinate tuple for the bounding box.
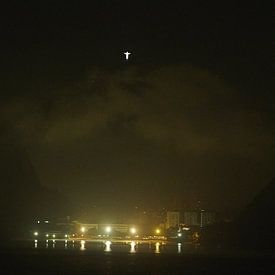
(80, 240, 86, 251)
(177, 242, 182, 253)
(178, 233, 182, 237)
(37, 221, 40, 224)
(130, 241, 136, 253)
(130, 228, 136, 234)
(64, 234, 68, 238)
(45, 220, 49, 223)
(34, 231, 38, 236)
(124, 51, 131, 60)
(105, 226, 111, 233)
(104, 241, 112, 252)
(155, 242, 160, 254)
(45, 234, 49, 237)
(52, 234, 56, 238)
(81, 227, 86, 233)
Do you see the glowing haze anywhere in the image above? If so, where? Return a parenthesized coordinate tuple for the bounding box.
(1, 65, 274, 213)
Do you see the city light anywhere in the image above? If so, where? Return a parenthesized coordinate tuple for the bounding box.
(52, 234, 56, 238)
(45, 234, 49, 237)
(130, 241, 136, 253)
(81, 227, 86, 233)
(178, 233, 182, 237)
(105, 226, 112, 233)
(130, 227, 136, 234)
(104, 241, 112, 252)
(177, 242, 182, 253)
(33, 231, 38, 236)
(155, 242, 160, 253)
(64, 234, 68, 238)
(155, 229, 161, 234)
(80, 240, 86, 250)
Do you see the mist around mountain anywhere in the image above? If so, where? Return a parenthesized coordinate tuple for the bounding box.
(0, 124, 74, 239)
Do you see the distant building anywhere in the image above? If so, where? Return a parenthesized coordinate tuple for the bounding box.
(184, 210, 216, 227)
(166, 211, 180, 229)
(73, 222, 136, 236)
(98, 224, 130, 234)
(200, 210, 216, 227)
(184, 211, 200, 226)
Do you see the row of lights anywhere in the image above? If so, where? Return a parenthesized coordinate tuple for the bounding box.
(81, 226, 137, 235)
(34, 227, 164, 238)
(34, 232, 68, 238)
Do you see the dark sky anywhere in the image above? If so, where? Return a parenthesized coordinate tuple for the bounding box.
(0, 2, 274, 214)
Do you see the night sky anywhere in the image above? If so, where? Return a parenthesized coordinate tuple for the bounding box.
(0, 2, 274, 215)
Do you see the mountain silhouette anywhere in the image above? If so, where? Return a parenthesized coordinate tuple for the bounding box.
(234, 178, 275, 249)
(0, 123, 74, 238)
(201, 178, 275, 251)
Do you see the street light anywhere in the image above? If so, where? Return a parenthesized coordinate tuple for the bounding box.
(105, 226, 112, 234)
(81, 227, 86, 233)
(130, 227, 137, 235)
(155, 229, 161, 235)
(33, 231, 38, 236)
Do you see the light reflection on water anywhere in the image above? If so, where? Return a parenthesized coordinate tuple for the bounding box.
(130, 241, 136, 253)
(155, 242, 160, 254)
(104, 241, 112, 252)
(80, 240, 85, 251)
(178, 242, 182, 253)
(32, 240, 195, 254)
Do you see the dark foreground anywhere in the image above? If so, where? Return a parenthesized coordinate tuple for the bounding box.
(1, 249, 274, 274)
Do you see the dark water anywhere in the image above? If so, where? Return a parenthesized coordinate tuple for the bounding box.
(1, 240, 274, 274)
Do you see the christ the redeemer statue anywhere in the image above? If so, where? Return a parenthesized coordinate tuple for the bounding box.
(124, 51, 131, 60)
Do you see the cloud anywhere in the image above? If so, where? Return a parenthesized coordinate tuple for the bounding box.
(2, 65, 274, 158)
(1, 64, 274, 211)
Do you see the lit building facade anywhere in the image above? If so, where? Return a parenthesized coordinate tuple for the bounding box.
(166, 211, 180, 229)
(184, 211, 200, 226)
(184, 211, 216, 227)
